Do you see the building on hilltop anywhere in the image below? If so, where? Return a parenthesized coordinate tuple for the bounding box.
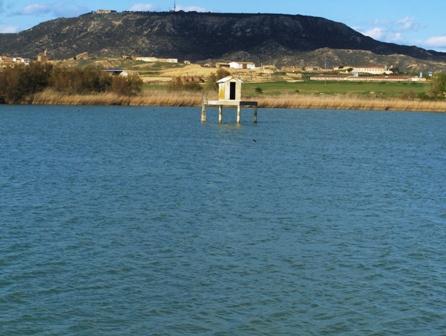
(95, 10, 116, 14)
(37, 50, 49, 63)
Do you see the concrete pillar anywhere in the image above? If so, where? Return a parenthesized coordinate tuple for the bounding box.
(253, 107, 258, 123)
(236, 105, 241, 124)
(201, 104, 207, 123)
(218, 106, 223, 124)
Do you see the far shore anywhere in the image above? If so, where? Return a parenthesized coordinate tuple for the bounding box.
(10, 90, 446, 113)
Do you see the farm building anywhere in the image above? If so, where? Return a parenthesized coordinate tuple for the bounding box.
(135, 57, 178, 64)
(229, 62, 256, 70)
(351, 66, 393, 75)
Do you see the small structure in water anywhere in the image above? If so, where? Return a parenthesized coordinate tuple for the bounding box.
(201, 76, 258, 124)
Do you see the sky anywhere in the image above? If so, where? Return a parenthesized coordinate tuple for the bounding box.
(1, 0, 446, 51)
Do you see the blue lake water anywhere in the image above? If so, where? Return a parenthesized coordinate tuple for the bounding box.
(1, 105, 446, 335)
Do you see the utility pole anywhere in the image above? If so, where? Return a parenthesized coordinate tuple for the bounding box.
(173, 0, 176, 11)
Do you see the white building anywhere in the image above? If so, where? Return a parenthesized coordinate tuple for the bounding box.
(229, 62, 256, 70)
(135, 57, 178, 64)
(13, 57, 30, 65)
(351, 66, 393, 75)
(95, 10, 116, 14)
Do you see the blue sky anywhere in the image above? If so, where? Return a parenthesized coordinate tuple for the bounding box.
(1, 0, 446, 51)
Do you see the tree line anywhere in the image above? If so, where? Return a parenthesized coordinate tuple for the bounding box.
(0, 63, 143, 103)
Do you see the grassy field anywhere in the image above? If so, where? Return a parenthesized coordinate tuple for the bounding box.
(243, 81, 430, 98)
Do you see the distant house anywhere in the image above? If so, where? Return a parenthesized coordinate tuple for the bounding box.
(0, 56, 30, 67)
(228, 61, 256, 70)
(351, 66, 393, 75)
(135, 57, 178, 64)
(13, 57, 31, 65)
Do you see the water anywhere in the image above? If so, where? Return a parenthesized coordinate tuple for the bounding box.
(1, 105, 445, 335)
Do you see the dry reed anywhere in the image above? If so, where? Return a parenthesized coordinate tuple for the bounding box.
(29, 90, 446, 112)
(31, 89, 204, 107)
(255, 95, 446, 112)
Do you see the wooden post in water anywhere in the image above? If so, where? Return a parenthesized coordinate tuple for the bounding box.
(253, 107, 258, 123)
(201, 104, 207, 123)
(218, 105, 223, 124)
(236, 105, 241, 124)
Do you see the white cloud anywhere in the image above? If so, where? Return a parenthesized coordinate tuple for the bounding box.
(14, 3, 88, 17)
(129, 3, 154, 11)
(387, 32, 403, 42)
(20, 3, 51, 15)
(360, 17, 422, 44)
(396, 17, 419, 31)
(363, 27, 384, 40)
(0, 24, 17, 33)
(425, 36, 446, 48)
(361, 27, 404, 43)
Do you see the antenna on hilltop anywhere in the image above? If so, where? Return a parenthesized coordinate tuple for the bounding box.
(173, 0, 176, 11)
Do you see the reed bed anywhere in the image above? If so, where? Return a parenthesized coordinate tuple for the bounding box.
(31, 90, 204, 107)
(255, 95, 446, 112)
(29, 90, 446, 112)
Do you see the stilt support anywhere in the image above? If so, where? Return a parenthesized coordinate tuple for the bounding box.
(218, 105, 223, 124)
(200, 100, 257, 124)
(201, 104, 207, 123)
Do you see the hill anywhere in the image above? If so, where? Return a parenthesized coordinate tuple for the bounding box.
(1, 11, 445, 67)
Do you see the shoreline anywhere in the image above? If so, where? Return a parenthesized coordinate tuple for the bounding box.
(8, 91, 446, 113)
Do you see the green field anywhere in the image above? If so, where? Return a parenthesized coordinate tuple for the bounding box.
(141, 80, 432, 100)
(243, 81, 430, 98)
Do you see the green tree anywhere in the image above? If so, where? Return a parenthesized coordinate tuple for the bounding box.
(430, 73, 446, 98)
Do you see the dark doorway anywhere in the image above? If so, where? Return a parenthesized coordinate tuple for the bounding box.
(230, 82, 236, 100)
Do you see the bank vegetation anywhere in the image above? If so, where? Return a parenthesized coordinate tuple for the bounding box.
(2, 64, 446, 112)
